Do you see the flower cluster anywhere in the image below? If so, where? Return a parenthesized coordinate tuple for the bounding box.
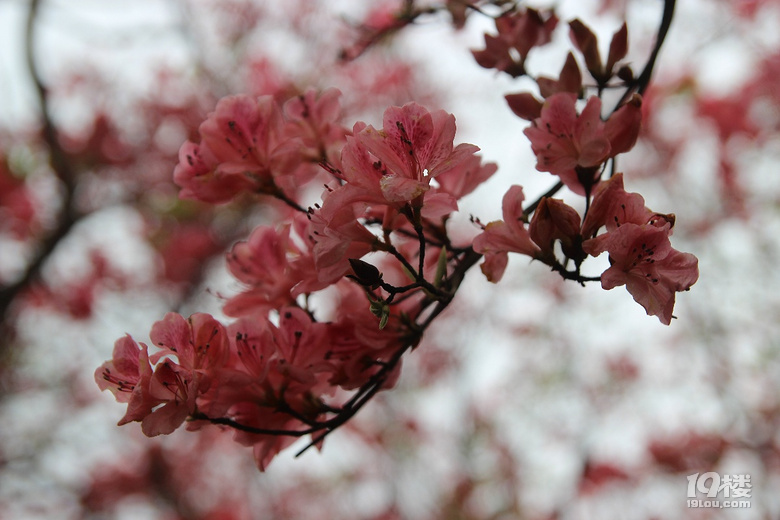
(473, 173, 698, 323)
(174, 88, 347, 204)
(95, 305, 410, 470)
(471, 10, 698, 321)
(582, 175, 699, 324)
(97, 4, 699, 470)
(98, 93, 496, 469)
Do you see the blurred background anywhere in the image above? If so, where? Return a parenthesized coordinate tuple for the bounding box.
(1, 0, 779, 518)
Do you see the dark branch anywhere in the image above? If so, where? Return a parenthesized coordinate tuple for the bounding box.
(615, 0, 675, 109)
(523, 181, 564, 219)
(0, 0, 81, 354)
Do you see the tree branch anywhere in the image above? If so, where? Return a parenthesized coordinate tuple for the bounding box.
(615, 0, 675, 109)
(0, 0, 81, 354)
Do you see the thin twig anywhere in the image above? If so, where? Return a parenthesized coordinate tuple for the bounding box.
(614, 0, 675, 109)
(523, 181, 563, 219)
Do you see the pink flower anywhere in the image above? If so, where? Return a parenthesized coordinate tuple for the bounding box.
(224, 222, 305, 318)
(217, 309, 334, 412)
(473, 185, 542, 282)
(584, 222, 698, 324)
(136, 312, 230, 435)
(523, 93, 641, 194)
(307, 102, 491, 282)
(581, 173, 652, 238)
(95, 335, 198, 436)
(581, 174, 698, 324)
(149, 312, 229, 374)
(231, 318, 276, 383)
(524, 94, 611, 194)
(196, 318, 278, 419)
(323, 283, 408, 390)
(308, 102, 487, 281)
(283, 87, 348, 165)
(266, 307, 334, 394)
(143, 360, 198, 436)
(174, 95, 302, 203)
(342, 102, 477, 208)
(95, 335, 158, 424)
(308, 199, 380, 285)
(204, 310, 337, 470)
(472, 8, 559, 77)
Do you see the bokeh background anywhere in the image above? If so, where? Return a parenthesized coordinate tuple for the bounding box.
(1, 0, 779, 518)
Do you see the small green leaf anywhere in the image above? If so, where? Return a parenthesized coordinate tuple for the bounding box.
(369, 299, 384, 317)
(368, 299, 390, 329)
(378, 309, 389, 330)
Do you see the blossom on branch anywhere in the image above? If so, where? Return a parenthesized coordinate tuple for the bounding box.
(174, 95, 300, 203)
(283, 87, 349, 167)
(582, 175, 698, 324)
(472, 8, 559, 77)
(96, 300, 413, 470)
(95, 313, 231, 436)
(523, 93, 641, 195)
(174, 90, 350, 204)
(308, 199, 381, 285)
(309, 101, 492, 281)
(95, 335, 167, 435)
(224, 214, 322, 317)
(144, 313, 230, 435)
(96, 335, 155, 412)
(585, 222, 698, 324)
(581, 172, 652, 238)
(92, 0, 701, 472)
(473, 185, 541, 282)
(360, 102, 478, 206)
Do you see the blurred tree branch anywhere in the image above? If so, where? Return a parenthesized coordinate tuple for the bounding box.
(0, 0, 82, 359)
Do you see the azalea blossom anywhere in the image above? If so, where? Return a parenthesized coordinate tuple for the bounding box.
(356, 102, 478, 207)
(283, 87, 349, 166)
(174, 95, 303, 203)
(148, 313, 230, 372)
(583, 222, 698, 325)
(314, 102, 489, 223)
(472, 8, 559, 77)
(581, 174, 698, 324)
(324, 282, 410, 390)
(309, 102, 490, 283)
(473, 185, 542, 282)
(96, 313, 232, 436)
(523, 93, 641, 194)
(224, 215, 323, 318)
(95, 335, 158, 421)
(580, 173, 653, 238)
(308, 199, 380, 285)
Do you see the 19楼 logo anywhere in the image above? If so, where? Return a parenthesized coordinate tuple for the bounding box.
(686, 472, 751, 509)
